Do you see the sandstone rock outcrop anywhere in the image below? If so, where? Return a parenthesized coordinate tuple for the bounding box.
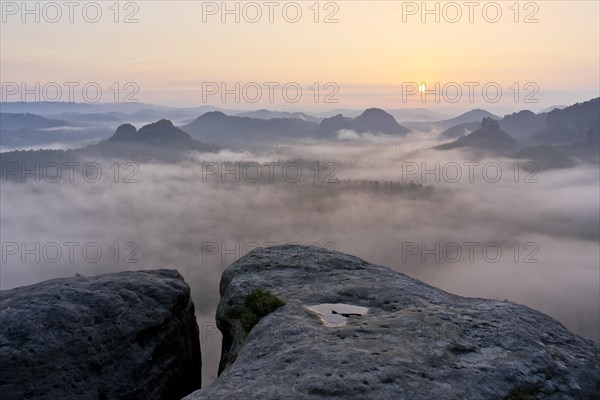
(0, 269, 202, 400)
(186, 245, 600, 400)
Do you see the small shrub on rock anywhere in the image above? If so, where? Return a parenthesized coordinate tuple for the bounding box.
(240, 289, 285, 332)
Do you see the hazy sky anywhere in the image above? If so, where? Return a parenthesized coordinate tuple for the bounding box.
(1, 1, 599, 110)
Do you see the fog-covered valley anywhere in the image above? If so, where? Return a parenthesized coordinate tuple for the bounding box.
(2, 103, 598, 385)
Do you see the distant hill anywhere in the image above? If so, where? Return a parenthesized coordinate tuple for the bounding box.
(0, 113, 71, 130)
(84, 119, 219, 159)
(439, 121, 480, 139)
(235, 109, 321, 123)
(123, 108, 203, 124)
(183, 108, 410, 148)
(499, 110, 547, 139)
(56, 112, 125, 125)
(540, 105, 567, 113)
(533, 98, 599, 145)
(314, 108, 448, 121)
(0, 112, 107, 150)
(108, 120, 196, 145)
(440, 110, 547, 140)
(0, 127, 110, 151)
(1, 120, 219, 175)
(0, 102, 243, 123)
(385, 108, 450, 122)
(436, 117, 518, 153)
(0, 101, 165, 115)
(318, 108, 411, 137)
(403, 109, 499, 132)
(182, 112, 317, 148)
(436, 99, 600, 167)
(435, 109, 500, 131)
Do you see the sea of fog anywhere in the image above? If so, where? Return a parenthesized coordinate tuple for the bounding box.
(1, 131, 598, 386)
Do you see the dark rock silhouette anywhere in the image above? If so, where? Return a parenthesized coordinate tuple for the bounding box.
(110, 123, 138, 141)
(0, 270, 202, 400)
(183, 108, 410, 148)
(107, 119, 202, 146)
(318, 108, 411, 137)
(80, 119, 219, 161)
(436, 117, 518, 153)
(441, 111, 545, 140)
(1, 118, 227, 181)
(182, 111, 316, 148)
(533, 97, 599, 144)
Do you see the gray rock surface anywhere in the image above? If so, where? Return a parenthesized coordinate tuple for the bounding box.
(0, 269, 201, 400)
(186, 245, 600, 400)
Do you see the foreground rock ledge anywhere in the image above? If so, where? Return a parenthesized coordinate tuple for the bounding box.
(186, 245, 599, 400)
(0, 269, 202, 400)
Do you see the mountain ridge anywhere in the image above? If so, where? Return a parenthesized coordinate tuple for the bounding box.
(184, 244, 600, 399)
(436, 117, 518, 153)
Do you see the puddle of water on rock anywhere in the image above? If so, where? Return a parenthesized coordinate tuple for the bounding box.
(305, 303, 369, 327)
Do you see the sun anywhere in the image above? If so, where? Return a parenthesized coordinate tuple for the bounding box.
(418, 83, 426, 92)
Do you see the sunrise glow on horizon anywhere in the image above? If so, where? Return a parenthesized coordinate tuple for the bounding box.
(1, 1, 599, 111)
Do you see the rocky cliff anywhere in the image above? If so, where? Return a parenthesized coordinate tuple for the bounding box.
(0, 269, 202, 400)
(186, 245, 600, 400)
(436, 117, 518, 153)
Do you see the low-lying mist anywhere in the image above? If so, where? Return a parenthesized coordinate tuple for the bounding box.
(1, 131, 598, 385)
